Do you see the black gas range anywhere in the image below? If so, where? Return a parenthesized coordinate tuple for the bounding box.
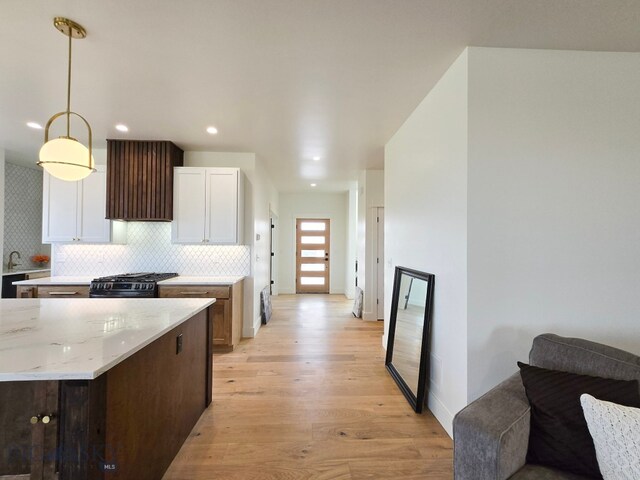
(89, 272, 178, 298)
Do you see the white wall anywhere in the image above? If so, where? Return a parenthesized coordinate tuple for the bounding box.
(385, 49, 469, 435)
(385, 47, 640, 437)
(0, 148, 4, 296)
(466, 48, 640, 401)
(185, 151, 278, 338)
(278, 192, 348, 295)
(357, 170, 384, 320)
(345, 184, 358, 299)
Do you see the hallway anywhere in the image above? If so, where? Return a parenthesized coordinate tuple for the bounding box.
(164, 294, 453, 479)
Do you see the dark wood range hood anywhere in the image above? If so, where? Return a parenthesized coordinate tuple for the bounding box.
(106, 140, 184, 221)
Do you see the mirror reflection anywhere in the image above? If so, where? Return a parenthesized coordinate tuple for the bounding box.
(386, 267, 434, 413)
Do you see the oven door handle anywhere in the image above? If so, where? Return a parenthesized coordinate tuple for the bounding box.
(89, 293, 155, 298)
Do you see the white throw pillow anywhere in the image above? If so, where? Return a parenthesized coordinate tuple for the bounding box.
(580, 393, 640, 480)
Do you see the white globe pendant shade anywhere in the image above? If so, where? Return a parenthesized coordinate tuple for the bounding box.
(39, 137, 95, 181)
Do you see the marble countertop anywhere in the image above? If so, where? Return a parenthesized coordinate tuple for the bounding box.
(0, 298, 215, 381)
(158, 276, 245, 286)
(13, 276, 93, 286)
(2, 268, 51, 277)
(13, 275, 245, 286)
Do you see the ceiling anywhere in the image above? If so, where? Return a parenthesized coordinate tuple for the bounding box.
(1, 1, 640, 192)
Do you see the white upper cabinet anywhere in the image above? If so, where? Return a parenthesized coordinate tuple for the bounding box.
(42, 166, 127, 244)
(172, 167, 244, 245)
(172, 168, 207, 244)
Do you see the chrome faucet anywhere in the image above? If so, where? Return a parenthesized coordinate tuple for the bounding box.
(7, 251, 21, 271)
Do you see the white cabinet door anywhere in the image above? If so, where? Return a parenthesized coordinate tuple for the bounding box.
(43, 166, 125, 244)
(172, 167, 243, 245)
(78, 167, 111, 242)
(42, 173, 78, 242)
(205, 169, 238, 244)
(172, 168, 207, 243)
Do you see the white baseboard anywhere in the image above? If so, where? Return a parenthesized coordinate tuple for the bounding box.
(243, 315, 262, 338)
(362, 310, 379, 321)
(427, 390, 454, 438)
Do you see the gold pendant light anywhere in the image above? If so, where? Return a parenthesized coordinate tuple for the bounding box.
(38, 17, 95, 181)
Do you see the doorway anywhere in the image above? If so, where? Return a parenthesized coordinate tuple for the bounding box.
(295, 218, 330, 294)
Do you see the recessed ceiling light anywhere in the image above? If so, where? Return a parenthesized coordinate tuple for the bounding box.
(27, 122, 43, 129)
(115, 124, 129, 132)
(313, 156, 321, 161)
(310, 183, 317, 187)
(206, 126, 218, 135)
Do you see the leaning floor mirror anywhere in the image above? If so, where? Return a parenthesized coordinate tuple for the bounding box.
(385, 266, 435, 413)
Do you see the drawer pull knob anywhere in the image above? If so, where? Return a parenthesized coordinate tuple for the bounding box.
(42, 414, 55, 424)
(30, 415, 41, 424)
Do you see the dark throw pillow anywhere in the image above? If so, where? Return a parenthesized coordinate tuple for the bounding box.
(517, 361, 640, 479)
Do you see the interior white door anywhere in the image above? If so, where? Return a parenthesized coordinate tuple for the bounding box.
(172, 168, 207, 243)
(205, 169, 238, 244)
(42, 173, 78, 242)
(376, 207, 385, 319)
(78, 167, 110, 242)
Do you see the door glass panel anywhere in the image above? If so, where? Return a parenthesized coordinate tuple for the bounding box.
(296, 218, 330, 294)
(301, 249, 325, 257)
(301, 264, 325, 272)
(300, 221, 326, 231)
(301, 236, 324, 244)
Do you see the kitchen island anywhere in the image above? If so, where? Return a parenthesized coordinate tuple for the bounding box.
(0, 298, 215, 479)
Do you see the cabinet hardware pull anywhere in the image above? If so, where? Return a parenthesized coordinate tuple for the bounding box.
(30, 415, 41, 424)
(42, 414, 55, 424)
(179, 291, 209, 295)
(48, 292, 78, 295)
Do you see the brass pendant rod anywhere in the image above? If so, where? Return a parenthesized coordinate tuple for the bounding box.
(66, 28, 72, 138)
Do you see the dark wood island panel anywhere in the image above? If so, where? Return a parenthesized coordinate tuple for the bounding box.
(0, 308, 212, 480)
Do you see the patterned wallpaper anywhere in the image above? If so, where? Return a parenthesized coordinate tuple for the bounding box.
(53, 222, 251, 277)
(3, 163, 50, 268)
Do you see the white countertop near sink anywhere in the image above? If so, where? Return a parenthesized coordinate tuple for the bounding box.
(2, 268, 51, 277)
(12, 275, 245, 286)
(0, 298, 215, 381)
(13, 276, 93, 286)
(158, 276, 245, 286)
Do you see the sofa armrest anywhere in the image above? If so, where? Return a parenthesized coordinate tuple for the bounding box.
(453, 373, 531, 480)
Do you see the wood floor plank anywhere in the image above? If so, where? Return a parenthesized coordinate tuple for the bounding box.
(163, 294, 453, 480)
(247, 354, 357, 363)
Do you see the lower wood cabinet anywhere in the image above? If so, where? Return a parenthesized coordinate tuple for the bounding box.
(0, 309, 210, 479)
(159, 281, 243, 351)
(16, 285, 90, 299)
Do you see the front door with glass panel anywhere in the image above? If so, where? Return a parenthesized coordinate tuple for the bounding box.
(296, 218, 330, 293)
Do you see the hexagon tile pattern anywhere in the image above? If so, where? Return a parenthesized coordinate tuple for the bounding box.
(3, 163, 50, 268)
(53, 222, 251, 276)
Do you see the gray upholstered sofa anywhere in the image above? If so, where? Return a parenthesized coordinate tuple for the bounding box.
(453, 333, 640, 480)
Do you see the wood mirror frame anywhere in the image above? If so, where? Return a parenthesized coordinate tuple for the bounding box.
(385, 266, 435, 413)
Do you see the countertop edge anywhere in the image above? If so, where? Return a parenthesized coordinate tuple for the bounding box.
(157, 276, 245, 286)
(13, 276, 246, 286)
(87, 298, 216, 380)
(3, 268, 52, 277)
(0, 298, 216, 381)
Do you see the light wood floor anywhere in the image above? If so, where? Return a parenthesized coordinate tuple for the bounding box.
(163, 294, 453, 480)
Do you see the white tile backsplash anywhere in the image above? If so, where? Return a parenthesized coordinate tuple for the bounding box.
(3, 163, 51, 267)
(53, 222, 250, 276)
